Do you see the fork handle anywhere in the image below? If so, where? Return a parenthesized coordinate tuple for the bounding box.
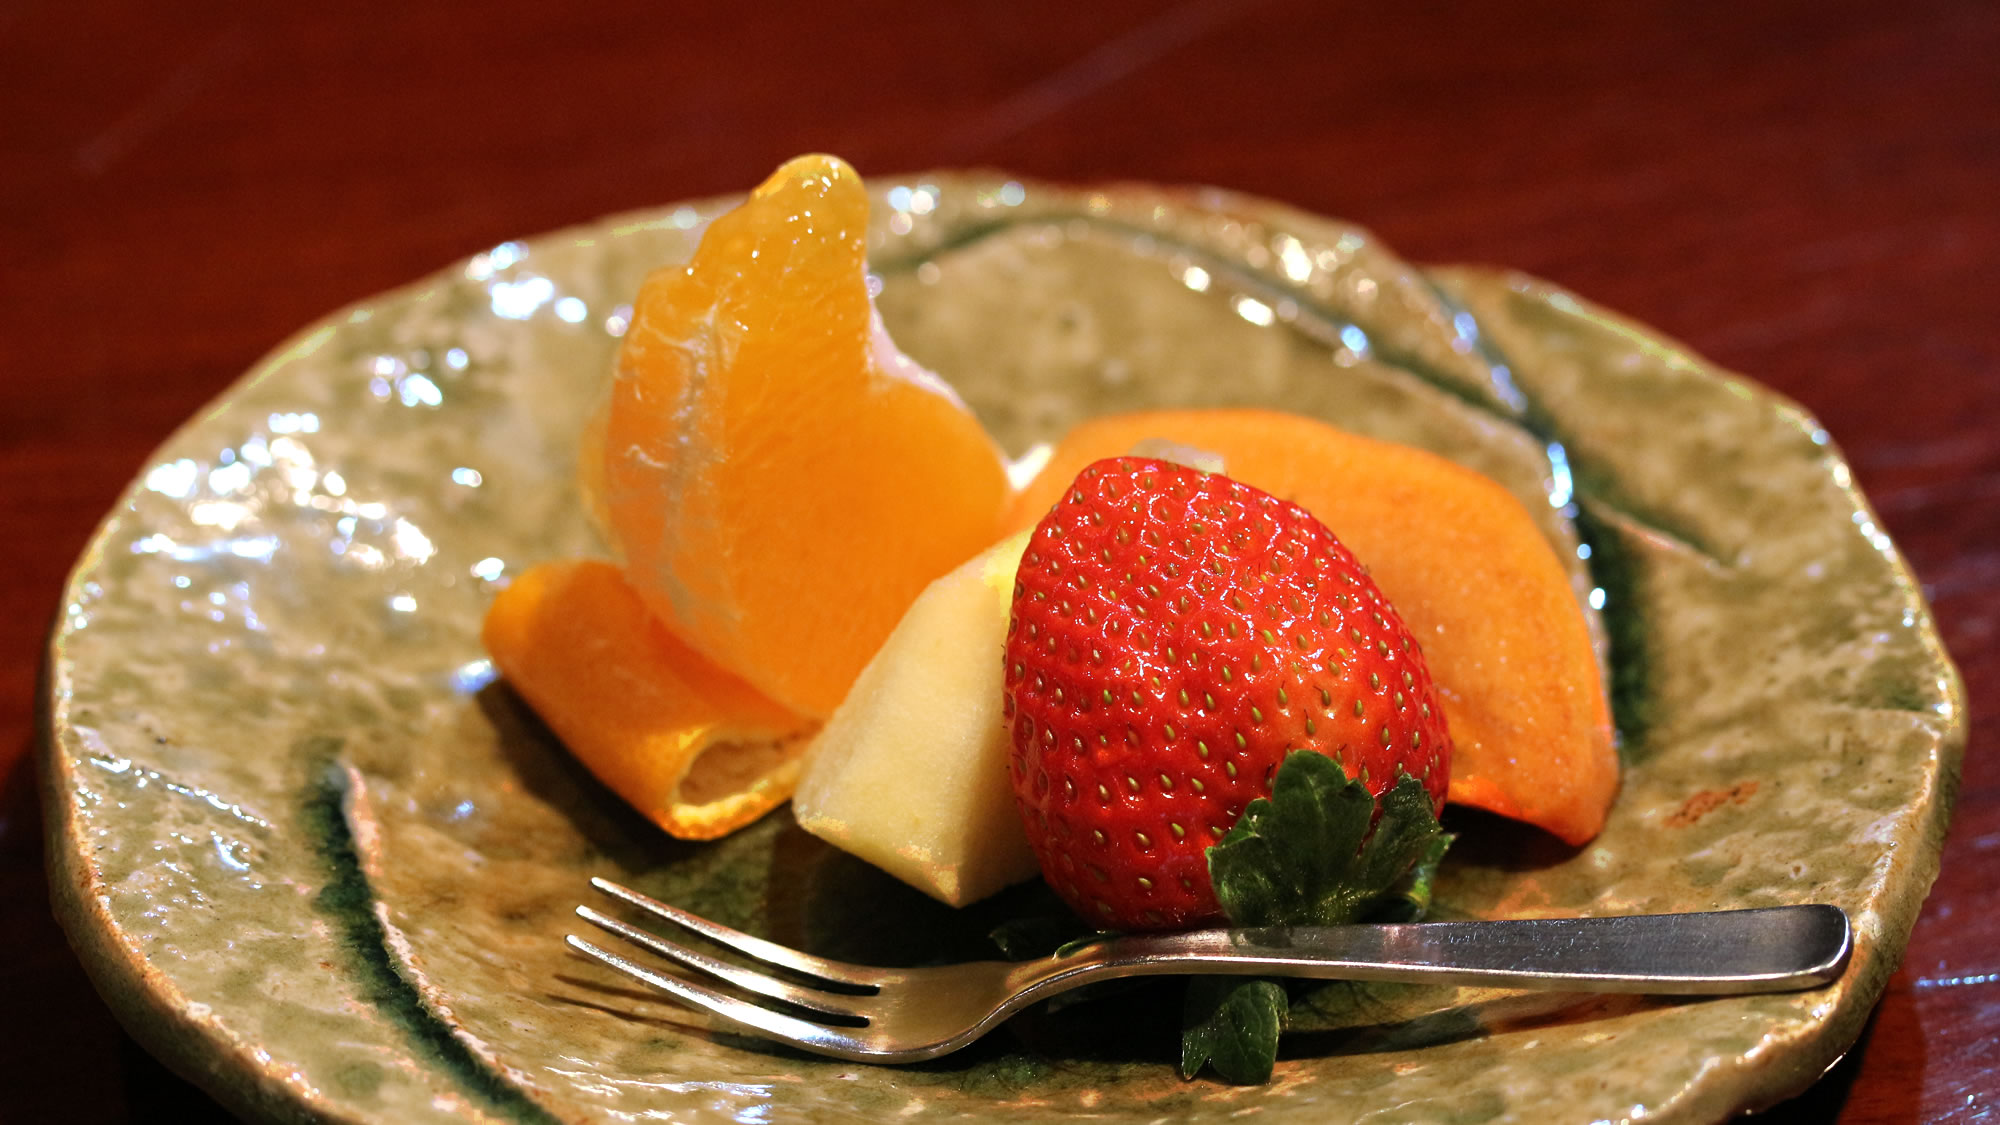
(1061, 905, 1851, 993)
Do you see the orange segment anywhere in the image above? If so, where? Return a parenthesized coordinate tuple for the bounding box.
(481, 559, 814, 840)
(597, 154, 1012, 718)
(1008, 409, 1618, 845)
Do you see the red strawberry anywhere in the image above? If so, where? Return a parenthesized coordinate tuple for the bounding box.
(1003, 456, 1452, 931)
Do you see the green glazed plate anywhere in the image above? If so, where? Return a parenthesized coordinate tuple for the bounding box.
(44, 175, 1965, 1123)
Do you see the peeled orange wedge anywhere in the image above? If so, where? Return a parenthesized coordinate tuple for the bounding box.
(484, 155, 1015, 841)
(482, 560, 813, 840)
(593, 154, 1013, 718)
(1009, 409, 1619, 845)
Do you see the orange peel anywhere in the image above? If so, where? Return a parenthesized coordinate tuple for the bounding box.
(482, 559, 813, 840)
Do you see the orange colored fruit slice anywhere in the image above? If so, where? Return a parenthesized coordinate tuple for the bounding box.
(1008, 409, 1618, 845)
(482, 559, 814, 840)
(595, 154, 1012, 718)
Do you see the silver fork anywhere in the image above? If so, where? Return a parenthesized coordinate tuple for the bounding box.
(567, 877, 1851, 1064)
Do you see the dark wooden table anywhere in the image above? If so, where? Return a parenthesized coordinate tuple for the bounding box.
(4, 1, 1993, 1119)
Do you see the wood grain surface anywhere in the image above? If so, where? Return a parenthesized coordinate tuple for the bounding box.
(3, 1, 1993, 1120)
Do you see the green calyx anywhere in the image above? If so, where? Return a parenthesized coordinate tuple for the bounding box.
(1180, 752, 1453, 1083)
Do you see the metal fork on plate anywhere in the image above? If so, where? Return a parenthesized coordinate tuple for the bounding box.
(567, 877, 1851, 1064)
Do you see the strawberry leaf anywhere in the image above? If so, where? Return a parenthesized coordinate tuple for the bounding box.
(1374, 826, 1454, 924)
(1209, 751, 1449, 927)
(1179, 976, 1287, 1083)
(1181, 751, 1453, 1082)
(987, 915, 1088, 961)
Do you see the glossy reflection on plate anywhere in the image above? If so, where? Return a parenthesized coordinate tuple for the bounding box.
(45, 175, 1962, 1124)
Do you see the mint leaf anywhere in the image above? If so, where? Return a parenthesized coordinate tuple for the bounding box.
(1210, 752, 1450, 927)
(1180, 977, 1286, 1083)
(1180, 752, 1452, 1082)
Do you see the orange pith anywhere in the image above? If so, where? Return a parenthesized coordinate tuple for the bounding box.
(1008, 408, 1619, 845)
(596, 154, 1013, 718)
(482, 560, 814, 840)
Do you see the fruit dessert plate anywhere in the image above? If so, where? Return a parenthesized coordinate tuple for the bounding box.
(43, 172, 1963, 1124)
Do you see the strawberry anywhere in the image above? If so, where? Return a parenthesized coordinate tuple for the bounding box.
(1003, 456, 1451, 931)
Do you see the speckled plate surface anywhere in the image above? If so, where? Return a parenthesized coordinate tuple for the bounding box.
(44, 175, 1964, 1124)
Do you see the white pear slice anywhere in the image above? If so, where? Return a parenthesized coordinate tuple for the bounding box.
(794, 530, 1039, 907)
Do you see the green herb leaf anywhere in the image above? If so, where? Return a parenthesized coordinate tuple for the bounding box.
(1372, 824, 1454, 924)
(987, 915, 1089, 961)
(1180, 751, 1452, 1081)
(1209, 752, 1450, 927)
(1179, 977, 1287, 1083)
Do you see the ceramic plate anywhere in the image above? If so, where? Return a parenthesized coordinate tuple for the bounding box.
(45, 175, 1964, 1124)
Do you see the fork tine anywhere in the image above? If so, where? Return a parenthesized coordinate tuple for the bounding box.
(575, 906, 870, 1020)
(589, 877, 881, 988)
(566, 936, 876, 1061)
